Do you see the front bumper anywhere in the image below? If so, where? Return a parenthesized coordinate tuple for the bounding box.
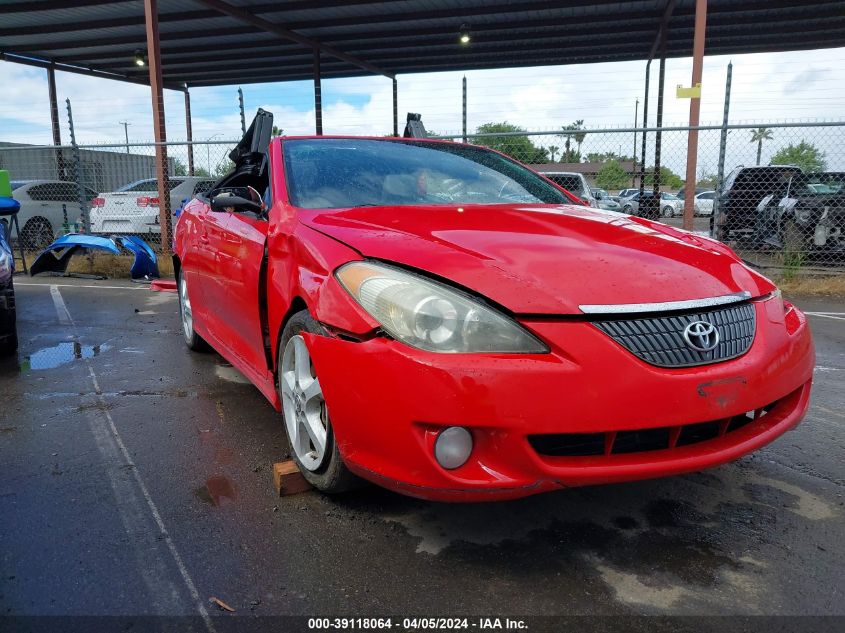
(307, 298, 814, 502)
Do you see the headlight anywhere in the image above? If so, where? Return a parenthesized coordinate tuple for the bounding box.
(336, 261, 548, 354)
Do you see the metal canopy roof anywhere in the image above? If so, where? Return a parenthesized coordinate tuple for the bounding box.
(2, 0, 844, 89)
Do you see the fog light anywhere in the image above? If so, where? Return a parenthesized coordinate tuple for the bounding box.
(434, 426, 473, 469)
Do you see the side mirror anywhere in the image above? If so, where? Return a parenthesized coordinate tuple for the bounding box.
(210, 194, 263, 215)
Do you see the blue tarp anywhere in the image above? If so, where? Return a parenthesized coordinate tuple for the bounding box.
(30, 234, 159, 280)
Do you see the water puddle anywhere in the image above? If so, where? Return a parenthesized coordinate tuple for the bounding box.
(194, 475, 237, 507)
(21, 341, 111, 371)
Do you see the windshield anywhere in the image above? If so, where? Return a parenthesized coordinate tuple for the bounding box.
(283, 139, 571, 209)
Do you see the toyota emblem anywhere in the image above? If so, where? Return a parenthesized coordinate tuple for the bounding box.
(683, 320, 719, 352)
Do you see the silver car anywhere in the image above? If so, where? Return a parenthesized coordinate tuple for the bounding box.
(538, 172, 598, 208)
(591, 188, 621, 211)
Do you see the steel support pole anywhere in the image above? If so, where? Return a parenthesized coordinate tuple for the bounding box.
(392, 78, 398, 137)
(143, 0, 172, 252)
(462, 76, 468, 143)
(653, 45, 667, 205)
(632, 99, 639, 187)
(65, 98, 89, 234)
(46, 64, 67, 181)
(638, 60, 651, 197)
(313, 48, 323, 135)
(683, 0, 708, 231)
(713, 62, 732, 241)
(184, 88, 195, 176)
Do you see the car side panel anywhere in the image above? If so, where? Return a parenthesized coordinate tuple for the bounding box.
(213, 211, 272, 378)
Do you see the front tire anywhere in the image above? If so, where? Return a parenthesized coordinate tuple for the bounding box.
(278, 310, 357, 494)
(178, 271, 209, 351)
(661, 205, 673, 218)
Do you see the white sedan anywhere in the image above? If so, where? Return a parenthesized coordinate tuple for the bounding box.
(693, 190, 717, 216)
(90, 176, 215, 237)
(11, 180, 98, 249)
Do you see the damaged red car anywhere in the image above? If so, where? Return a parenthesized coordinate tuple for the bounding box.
(174, 111, 814, 502)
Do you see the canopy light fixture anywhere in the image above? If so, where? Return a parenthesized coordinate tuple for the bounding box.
(134, 50, 147, 67)
(459, 24, 471, 45)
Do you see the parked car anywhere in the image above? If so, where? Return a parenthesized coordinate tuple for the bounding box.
(620, 191, 684, 218)
(676, 186, 709, 200)
(90, 176, 216, 237)
(538, 172, 597, 207)
(175, 112, 814, 502)
(10, 180, 98, 249)
(693, 191, 717, 216)
(718, 165, 803, 239)
(591, 188, 621, 211)
(0, 215, 16, 356)
(757, 172, 845, 255)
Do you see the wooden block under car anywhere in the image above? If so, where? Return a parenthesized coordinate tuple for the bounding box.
(273, 460, 312, 496)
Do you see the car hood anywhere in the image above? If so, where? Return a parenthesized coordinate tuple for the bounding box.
(301, 204, 775, 315)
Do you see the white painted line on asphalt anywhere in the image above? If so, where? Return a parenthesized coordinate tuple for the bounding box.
(20, 282, 147, 290)
(50, 285, 215, 631)
(805, 313, 845, 321)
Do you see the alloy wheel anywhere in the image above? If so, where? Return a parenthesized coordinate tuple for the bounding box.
(179, 275, 193, 342)
(281, 334, 328, 471)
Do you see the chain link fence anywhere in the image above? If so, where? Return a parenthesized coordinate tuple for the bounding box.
(436, 121, 845, 277)
(1, 122, 843, 279)
(0, 139, 236, 256)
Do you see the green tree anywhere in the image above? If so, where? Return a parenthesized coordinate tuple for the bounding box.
(586, 151, 635, 163)
(572, 119, 587, 155)
(172, 158, 188, 176)
(595, 160, 631, 190)
(558, 120, 586, 163)
(643, 166, 684, 189)
(770, 141, 827, 173)
(171, 158, 213, 178)
(697, 173, 718, 188)
(475, 122, 549, 163)
(750, 127, 773, 166)
(272, 125, 284, 136)
(212, 159, 235, 178)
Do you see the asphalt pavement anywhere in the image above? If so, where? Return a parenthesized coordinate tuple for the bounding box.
(1, 277, 843, 628)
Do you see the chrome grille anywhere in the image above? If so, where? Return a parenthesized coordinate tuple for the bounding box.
(592, 302, 756, 368)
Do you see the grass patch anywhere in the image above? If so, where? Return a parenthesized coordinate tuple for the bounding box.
(15, 251, 174, 279)
(775, 275, 845, 297)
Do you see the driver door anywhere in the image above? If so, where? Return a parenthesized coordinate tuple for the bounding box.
(207, 208, 271, 381)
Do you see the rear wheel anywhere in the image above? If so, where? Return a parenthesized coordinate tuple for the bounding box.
(622, 204, 634, 214)
(661, 205, 673, 217)
(278, 310, 357, 494)
(178, 272, 209, 351)
(21, 218, 54, 250)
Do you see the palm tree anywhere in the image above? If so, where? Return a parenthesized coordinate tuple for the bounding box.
(272, 125, 284, 137)
(573, 119, 587, 155)
(750, 127, 773, 166)
(548, 145, 560, 162)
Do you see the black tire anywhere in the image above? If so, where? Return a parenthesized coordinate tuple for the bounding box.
(277, 310, 358, 494)
(20, 217, 54, 251)
(623, 204, 634, 214)
(177, 270, 209, 352)
(782, 219, 807, 263)
(0, 281, 17, 357)
(661, 205, 673, 218)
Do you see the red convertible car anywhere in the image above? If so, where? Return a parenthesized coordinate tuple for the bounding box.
(174, 111, 814, 501)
